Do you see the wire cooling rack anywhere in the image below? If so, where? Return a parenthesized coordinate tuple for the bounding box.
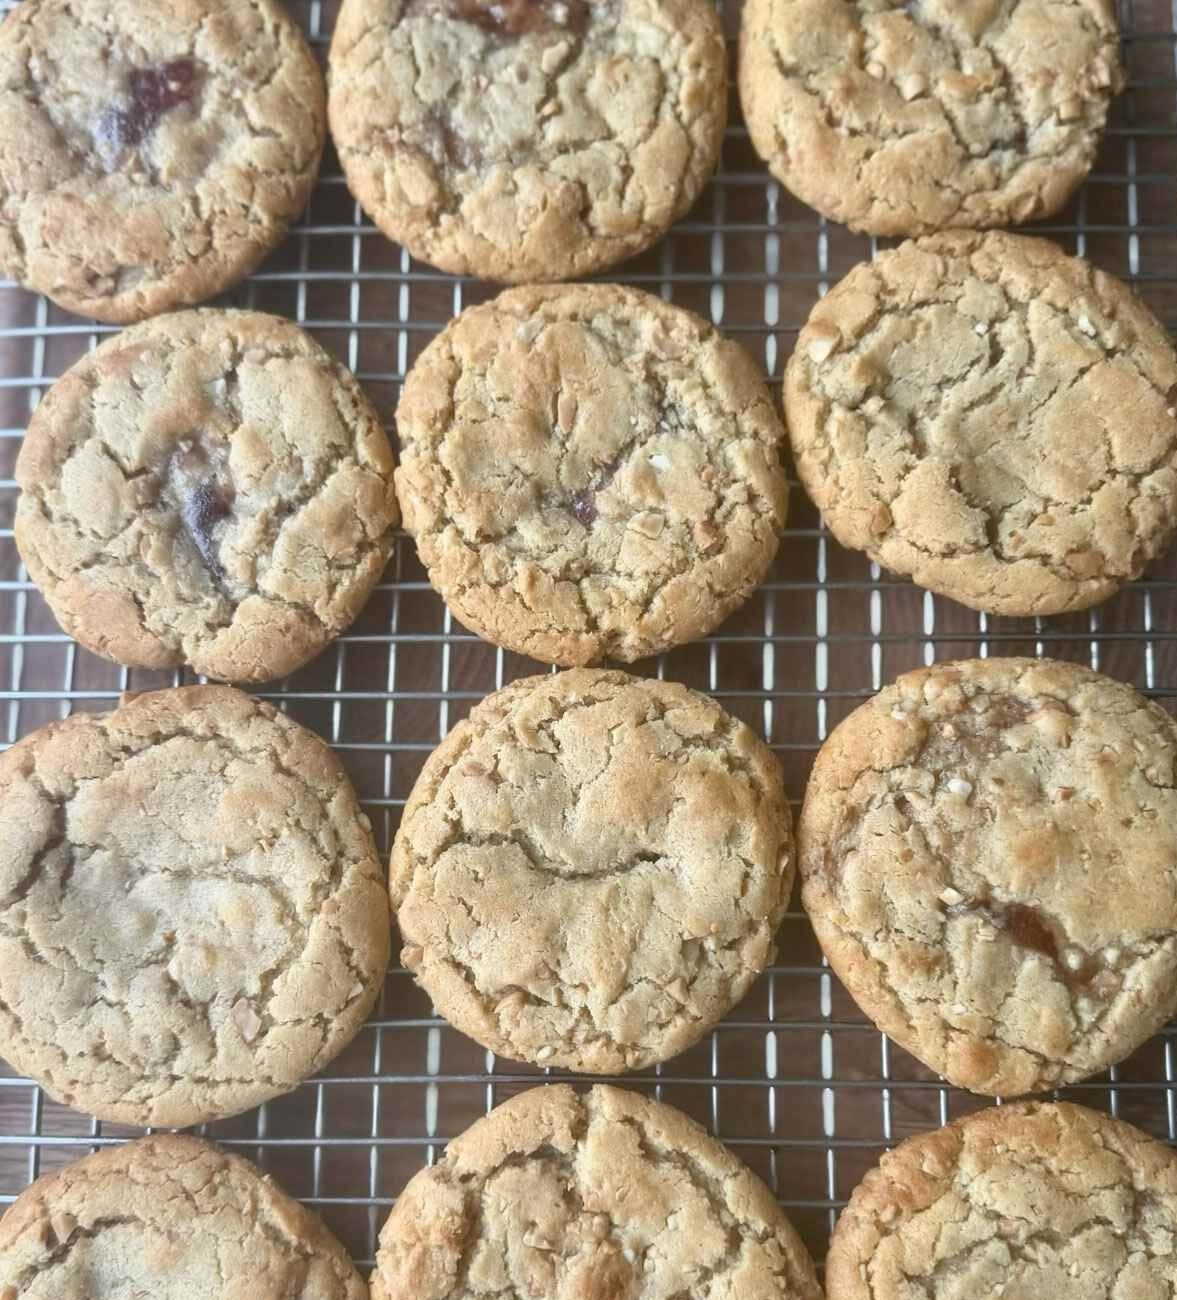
(0, 0, 1175, 1280)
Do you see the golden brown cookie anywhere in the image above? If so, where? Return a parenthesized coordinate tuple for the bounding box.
(327, 0, 726, 281)
(0, 0, 325, 322)
(739, 0, 1123, 236)
(799, 657, 1177, 1096)
(828, 1102, 1177, 1300)
(785, 232, 1177, 616)
(395, 283, 787, 665)
(371, 1084, 822, 1300)
(16, 309, 399, 684)
(392, 669, 793, 1072)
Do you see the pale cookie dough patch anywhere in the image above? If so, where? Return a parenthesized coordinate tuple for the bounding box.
(739, 0, 1123, 235)
(0, 686, 390, 1127)
(372, 1084, 822, 1300)
(15, 309, 399, 684)
(0, 0, 325, 322)
(827, 1102, 1177, 1300)
(327, 0, 726, 281)
(0, 1134, 366, 1300)
(785, 231, 1177, 617)
(395, 283, 787, 666)
(391, 670, 793, 1072)
(799, 657, 1177, 1096)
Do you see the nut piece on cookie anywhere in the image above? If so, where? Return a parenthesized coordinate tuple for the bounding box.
(827, 1101, 1177, 1300)
(739, 0, 1123, 235)
(391, 669, 794, 1072)
(395, 283, 788, 665)
(327, 0, 727, 281)
(799, 656, 1177, 1096)
(371, 1084, 822, 1300)
(784, 231, 1177, 616)
(15, 309, 399, 684)
(0, 686, 390, 1127)
(0, 0, 325, 322)
(0, 1134, 365, 1299)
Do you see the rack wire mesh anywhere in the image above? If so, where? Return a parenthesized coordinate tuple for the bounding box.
(0, 0, 1174, 1279)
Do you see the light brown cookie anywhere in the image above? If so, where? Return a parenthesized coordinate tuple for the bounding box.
(799, 657, 1177, 1096)
(372, 1083, 822, 1300)
(0, 685, 390, 1127)
(0, 1134, 365, 1299)
(0, 0, 325, 323)
(327, 0, 726, 282)
(784, 231, 1177, 616)
(15, 309, 399, 684)
(391, 669, 793, 1072)
(827, 1101, 1177, 1300)
(739, 0, 1123, 236)
(395, 283, 787, 665)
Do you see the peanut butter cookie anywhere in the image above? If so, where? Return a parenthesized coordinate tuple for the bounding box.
(799, 657, 1177, 1096)
(785, 232, 1177, 616)
(392, 669, 793, 1073)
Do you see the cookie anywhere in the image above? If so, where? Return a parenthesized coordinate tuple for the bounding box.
(0, 1134, 365, 1299)
(799, 657, 1177, 1096)
(392, 668, 792, 1072)
(372, 1083, 821, 1300)
(0, 685, 390, 1127)
(15, 309, 399, 684)
(395, 284, 787, 665)
(827, 1101, 1177, 1300)
(327, 0, 726, 282)
(739, 0, 1123, 236)
(0, 0, 325, 323)
(785, 231, 1177, 617)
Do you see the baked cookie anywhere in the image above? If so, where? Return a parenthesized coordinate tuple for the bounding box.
(372, 1084, 822, 1300)
(0, 1134, 365, 1299)
(16, 309, 399, 684)
(392, 669, 792, 1072)
(395, 284, 787, 665)
(0, 0, 325, 323)
(827, 1101, 1177, 1300)
(327, 0, 726, 282)
(739, 0, 1123, 236)
(0, 685, 390, 1127)
(785, 231, 1177, 616)
(799, 657, 1177, 1096)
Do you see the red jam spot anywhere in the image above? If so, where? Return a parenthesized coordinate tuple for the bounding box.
(448, 0, 589, 36)
(94, 59, 200, 167)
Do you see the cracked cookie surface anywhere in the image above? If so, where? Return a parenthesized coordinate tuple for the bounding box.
(0, 686, 390, 1127)
(0, 1133, 365, 1299)
(739, 0, 1122, 236)
(827, 1101, 1177, 1300)
(327, 0, 726, 282)
(372, 1083, 821, 1300)
(799, 657, 1177, 1096)
(15, 309, 399, 684)
(0, 0, 325, 323)
(784, 231, 1177, 616)
(391, 669, 793, 1072)
(395, 284, 787, 665)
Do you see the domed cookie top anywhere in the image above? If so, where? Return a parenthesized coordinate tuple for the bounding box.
(0, 686, 390, 1127)
(827, 1102, 1177, 1300)
(372, 1084, 822, 1300)
(395, 284, 787, 665)
(0, 1134, 365, 1299)
(739, 0, 1122, 236)
(0, 0, 325, 322)
(16, 309, 399, 683)
(799, 657, 1177, 1096)
(785, 232, 1177, 617)
(392, 669, 794, 1072)
(327, 0, 726, 281)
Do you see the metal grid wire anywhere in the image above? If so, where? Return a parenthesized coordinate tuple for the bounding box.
(0, 0, 1175, 1278)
